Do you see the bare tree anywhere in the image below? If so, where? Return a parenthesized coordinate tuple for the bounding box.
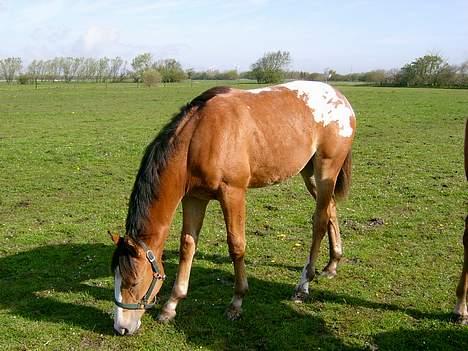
(109, 56, 126, 82)
(96, 57, 110, 82)
(0, 57, 23, 83)
(77, 58, 98, 81)
(27, 60, 42, 81)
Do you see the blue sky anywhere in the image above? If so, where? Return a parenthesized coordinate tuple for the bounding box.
(1, 0, 467, 73)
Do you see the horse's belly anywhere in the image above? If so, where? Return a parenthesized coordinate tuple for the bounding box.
(247, 145, 313, 188)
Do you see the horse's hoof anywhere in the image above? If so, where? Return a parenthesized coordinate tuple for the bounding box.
(453, 313, 468, 325)
(225, 305, 242, 321)
(292, 290, 309, 304)
(157, 310, 176, 324)
(320, 270, 337, 279)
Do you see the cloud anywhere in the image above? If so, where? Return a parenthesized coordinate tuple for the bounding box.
(82, 26, 119, 52)
(72, 25, 120, 56)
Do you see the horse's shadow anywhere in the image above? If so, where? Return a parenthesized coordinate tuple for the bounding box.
(1, 244, 466, 350)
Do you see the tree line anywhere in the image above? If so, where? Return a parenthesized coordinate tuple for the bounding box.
(1, 51, 467, 88)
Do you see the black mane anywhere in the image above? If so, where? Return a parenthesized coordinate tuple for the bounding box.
(125, 86, 231, 239)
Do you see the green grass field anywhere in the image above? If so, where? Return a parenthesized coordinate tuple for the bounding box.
(0, 81, 467, 350)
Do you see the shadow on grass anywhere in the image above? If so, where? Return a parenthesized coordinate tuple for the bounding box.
(0, 244, 466, 350)
(0, 243, 113, 334)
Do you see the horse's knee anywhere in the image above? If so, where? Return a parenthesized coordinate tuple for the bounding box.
(180, 234, 196, 257)
(181, 233, 195, 248)
(227, 235, 246, 260)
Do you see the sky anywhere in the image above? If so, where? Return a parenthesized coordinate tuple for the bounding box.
(0, 0, 467, 73)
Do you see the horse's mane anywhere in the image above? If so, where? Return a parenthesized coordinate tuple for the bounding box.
(124, 86, 231, 240)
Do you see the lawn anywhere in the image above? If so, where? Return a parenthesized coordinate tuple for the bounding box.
(0, 81, 467, 350)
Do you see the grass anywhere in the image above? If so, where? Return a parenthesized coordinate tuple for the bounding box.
(0, 81, 467, 350)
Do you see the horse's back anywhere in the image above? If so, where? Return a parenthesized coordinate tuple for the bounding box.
(186, 81, 355, 191)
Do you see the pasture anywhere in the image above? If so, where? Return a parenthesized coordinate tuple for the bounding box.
(0, 82, 467, 350)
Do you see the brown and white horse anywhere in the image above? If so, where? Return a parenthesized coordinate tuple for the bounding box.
(454, 119, 468, 324)
(110, 81, 356, 335)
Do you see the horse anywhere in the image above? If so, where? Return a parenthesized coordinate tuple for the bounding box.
(110, 81, 356, 335)
(454, 119, 468, 324)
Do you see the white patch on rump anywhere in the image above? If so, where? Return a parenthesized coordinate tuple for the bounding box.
(247, 81, 355, 137)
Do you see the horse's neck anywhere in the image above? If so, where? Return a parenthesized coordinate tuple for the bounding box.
(143, 144, 188, 250)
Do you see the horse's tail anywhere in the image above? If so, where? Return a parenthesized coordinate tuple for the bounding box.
(335, 150, 352, 200)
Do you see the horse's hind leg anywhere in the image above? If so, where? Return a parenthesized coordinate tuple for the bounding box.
(294, 160, 338, 302)
(219, 186, 248, 320)
(454, 216, 468, 324)
(301, 163, 342, 279)
(158, 196, 209, 323)
(322, 199, 342, 278)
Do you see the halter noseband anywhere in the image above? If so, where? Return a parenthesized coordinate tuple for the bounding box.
(114, 240, 166, 310)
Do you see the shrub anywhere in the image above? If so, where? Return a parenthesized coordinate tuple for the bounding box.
(18, 74, 32, 85)
(143, 69, 161, 87)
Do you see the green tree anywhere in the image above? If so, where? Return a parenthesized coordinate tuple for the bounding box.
(363, 70, 386, 84)
(399, 54, 453, 87)
(131, 53, 153, 83)
(456, 60, 468, 86)
(250, 51, 291, 84)
(154, 59, 186, 83)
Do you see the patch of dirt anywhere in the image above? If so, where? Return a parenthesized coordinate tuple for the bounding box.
(343, 219, 361, 231)
(367, 218, 385, 227)
(253, 224, 274, 236)
(263, 204, 279, 211)
(16, 200, 31, 208)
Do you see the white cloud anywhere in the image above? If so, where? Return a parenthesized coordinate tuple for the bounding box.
(81, 25, 119, 53)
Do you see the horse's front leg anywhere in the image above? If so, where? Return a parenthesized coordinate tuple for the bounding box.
(220, 186, 248, 320)
(158, 196, 208, 323)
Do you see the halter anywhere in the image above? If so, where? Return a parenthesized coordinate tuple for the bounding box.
(114, 240, 166, 310)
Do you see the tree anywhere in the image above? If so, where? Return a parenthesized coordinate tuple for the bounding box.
(143, 69, 161, 87)
(109, 56, 126, 82)
(362, 70, 386, 84)
(154, 58, 186, 83)
(131, 52, 153, 83)
(399, 54, 453, 87)
(43, 58, 61, 82)
(221, 69, 239, 80)
(0, 57, 23, 83)
(96, 57, 110, 82)
(250, 51, 291, 84)
(27, 60, 43, 82)
(456, 60, 468, 87)
(59, 57, 83, 82)
(77, 58, 98, 81)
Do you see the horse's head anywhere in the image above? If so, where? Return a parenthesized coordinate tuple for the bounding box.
(110, 232, 165, 335)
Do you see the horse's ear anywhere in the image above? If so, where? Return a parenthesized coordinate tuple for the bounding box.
(124, 236, 139, 256)
(108, 230, 122, 246)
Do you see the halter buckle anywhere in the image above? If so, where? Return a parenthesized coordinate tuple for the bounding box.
(146, 250, 156, 262)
